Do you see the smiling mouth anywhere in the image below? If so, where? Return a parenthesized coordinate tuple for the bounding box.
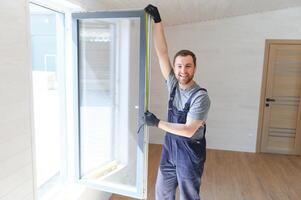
(179, 74, 188, 78)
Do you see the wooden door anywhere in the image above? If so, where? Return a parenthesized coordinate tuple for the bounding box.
(259, 40, 301, 155)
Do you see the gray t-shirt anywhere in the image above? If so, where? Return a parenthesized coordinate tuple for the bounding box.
(166, 71, 210, 139)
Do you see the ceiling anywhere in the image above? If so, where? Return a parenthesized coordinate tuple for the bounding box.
(71, 0, 301, 26)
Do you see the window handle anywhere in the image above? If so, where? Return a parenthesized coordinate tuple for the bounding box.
(266, 98, 275, 102)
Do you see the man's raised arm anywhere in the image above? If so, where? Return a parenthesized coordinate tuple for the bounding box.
(145, 4, 172, 80)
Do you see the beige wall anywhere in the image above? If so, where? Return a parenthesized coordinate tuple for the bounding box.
(149, 7, 301, 152)
(0, 0, 34, 200)
(0, 1, 112, 199)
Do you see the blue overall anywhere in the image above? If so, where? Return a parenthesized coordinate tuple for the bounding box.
(156, 86, 207, 200)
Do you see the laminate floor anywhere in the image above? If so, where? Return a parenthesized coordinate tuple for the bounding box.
(110, 144, 301, 200)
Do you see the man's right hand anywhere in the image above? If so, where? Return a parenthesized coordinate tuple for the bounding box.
(144, 4, 161, 23)
(144, 110, 160, 127)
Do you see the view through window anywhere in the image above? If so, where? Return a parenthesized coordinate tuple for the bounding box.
(29, 3, 66, 199)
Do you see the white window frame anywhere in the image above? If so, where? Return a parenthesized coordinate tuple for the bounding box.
(29, 1, 150, 199)
(28, 1, 82, 199)
(72, 11, 149, 199)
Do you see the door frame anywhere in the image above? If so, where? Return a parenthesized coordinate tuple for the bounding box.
(256, 39, 301, 154)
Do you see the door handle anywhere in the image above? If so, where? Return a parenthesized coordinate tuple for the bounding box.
(266, 98, 275, 102)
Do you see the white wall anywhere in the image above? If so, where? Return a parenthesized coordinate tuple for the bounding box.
(0, 0, 34, 200)
(0, 0, 112, 200)
(149, 7, 301, 152)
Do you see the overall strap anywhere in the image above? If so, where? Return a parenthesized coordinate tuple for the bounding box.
(183, 87, 207, 111)
(168, 86, 177, 110)
(200, 88, 207, 92)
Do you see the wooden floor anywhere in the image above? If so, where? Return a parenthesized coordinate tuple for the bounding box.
(110, 144, 301, 200)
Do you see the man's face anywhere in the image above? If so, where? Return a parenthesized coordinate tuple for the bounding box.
(174, 55, 196, 85)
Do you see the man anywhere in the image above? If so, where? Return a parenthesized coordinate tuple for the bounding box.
(144, 4, 211, 200)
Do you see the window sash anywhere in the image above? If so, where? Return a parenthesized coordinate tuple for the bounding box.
(72, 10, 149, 199)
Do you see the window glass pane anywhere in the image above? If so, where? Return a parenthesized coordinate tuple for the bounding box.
(78, 17, 142, 193)
(29, 3, 66, 198)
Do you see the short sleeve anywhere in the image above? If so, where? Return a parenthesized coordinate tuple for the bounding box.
(187, 93, 210, 121)
(166, 70, 177, 94)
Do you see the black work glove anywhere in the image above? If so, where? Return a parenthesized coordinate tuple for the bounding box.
(144, 4, 161, 23)
(144, 110, 160, 127)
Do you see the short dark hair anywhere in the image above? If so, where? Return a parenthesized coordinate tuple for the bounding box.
(173, 49, 196, 66)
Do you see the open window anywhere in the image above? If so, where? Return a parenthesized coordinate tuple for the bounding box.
(72, 11, 150, 199)
(29, 3, 67, 199)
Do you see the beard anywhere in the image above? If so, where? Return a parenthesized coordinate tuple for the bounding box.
(176, 74, 194, 85)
